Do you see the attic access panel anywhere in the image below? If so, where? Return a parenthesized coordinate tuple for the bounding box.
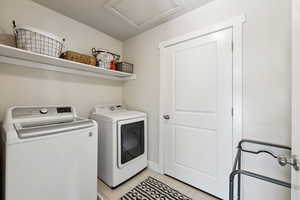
(105, 0, 185, 28)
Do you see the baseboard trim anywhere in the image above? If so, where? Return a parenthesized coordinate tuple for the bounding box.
(147, 161, 161, 173)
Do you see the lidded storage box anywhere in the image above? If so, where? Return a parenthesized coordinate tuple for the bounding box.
(13, 21, 64, 58)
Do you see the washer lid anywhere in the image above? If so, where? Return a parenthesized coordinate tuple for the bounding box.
(14, 118, 94, 139)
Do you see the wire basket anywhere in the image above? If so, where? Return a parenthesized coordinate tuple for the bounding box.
(116, 62, 133, 73)
(13, 21, 65, 58)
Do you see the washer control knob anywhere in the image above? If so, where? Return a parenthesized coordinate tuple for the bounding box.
(40, 108, 48, 114)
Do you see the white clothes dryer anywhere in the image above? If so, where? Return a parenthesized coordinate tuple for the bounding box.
(91, 105, 147, 188)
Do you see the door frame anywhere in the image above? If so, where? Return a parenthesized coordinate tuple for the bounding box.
(158, 14, 246, 173)
(292, 0, 300, 198)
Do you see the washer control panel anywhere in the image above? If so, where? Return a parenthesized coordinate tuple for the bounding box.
(12, 106, 73, 118)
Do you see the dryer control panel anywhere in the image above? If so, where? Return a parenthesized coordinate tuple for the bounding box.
(94, 104, 124, 114)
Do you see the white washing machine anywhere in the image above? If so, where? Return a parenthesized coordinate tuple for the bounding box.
(0, 106, 98, 200)
(91, 105, 147, 188)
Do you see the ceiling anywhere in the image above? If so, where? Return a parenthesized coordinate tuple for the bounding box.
(32, 0, 213, 41)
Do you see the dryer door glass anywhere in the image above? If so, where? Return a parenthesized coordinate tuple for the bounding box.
(120, 120, 145, 164)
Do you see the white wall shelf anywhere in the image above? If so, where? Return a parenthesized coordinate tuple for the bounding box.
(0, 44, 136, 81)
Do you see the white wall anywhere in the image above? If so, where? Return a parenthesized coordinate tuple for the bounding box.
(0, 0, 123, 119)
(123, 0, 291, 199)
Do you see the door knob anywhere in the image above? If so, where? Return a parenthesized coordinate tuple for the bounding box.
(277, 155, 300, 171)
(163, 115, 170, 120)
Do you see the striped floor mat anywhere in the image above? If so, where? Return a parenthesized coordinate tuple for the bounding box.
(120, 176, 192, 200)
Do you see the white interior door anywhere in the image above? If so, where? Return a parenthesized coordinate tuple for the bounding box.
(163, 28, 233, 199)
(292, 0, 300, 199)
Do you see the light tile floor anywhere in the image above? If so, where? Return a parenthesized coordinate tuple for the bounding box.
(97, 169, 218, 200)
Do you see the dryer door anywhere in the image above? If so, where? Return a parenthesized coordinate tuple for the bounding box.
(117, 117, 146, 168)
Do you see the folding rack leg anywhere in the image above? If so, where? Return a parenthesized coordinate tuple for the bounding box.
(237, 153, 241, 200)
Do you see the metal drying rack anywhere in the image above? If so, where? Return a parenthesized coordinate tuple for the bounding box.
(229, 139, 297, 200)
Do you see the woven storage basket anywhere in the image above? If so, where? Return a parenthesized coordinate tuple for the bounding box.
(0, 34, 16, 47)
(61, 51, 97, 66)
(14, 26, 64, 58)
